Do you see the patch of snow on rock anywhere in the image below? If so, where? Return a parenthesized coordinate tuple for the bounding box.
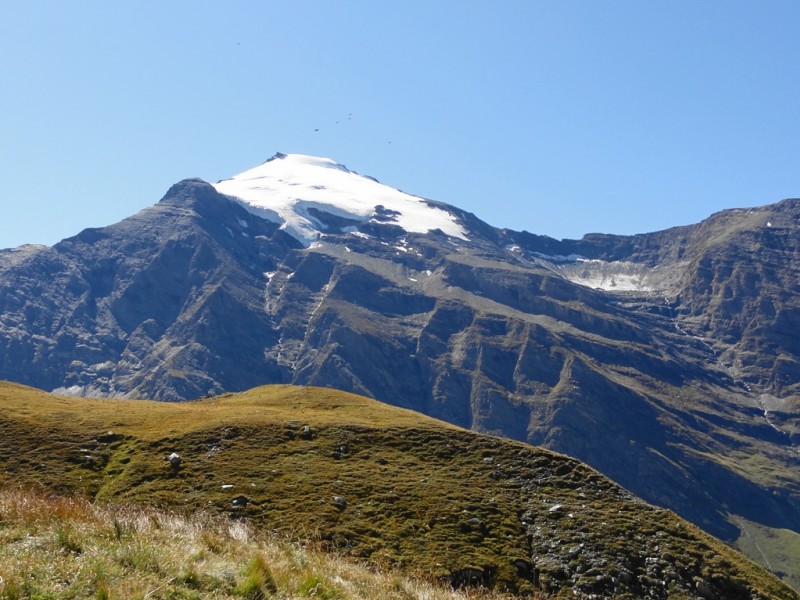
(532, 253, 661, 293)
(560, 259, 656, 292)
(213, 153, 468, 247)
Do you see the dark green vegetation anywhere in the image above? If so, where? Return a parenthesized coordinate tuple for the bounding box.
(0, 382, 796, 599)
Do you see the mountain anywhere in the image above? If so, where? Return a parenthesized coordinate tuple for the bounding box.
(0, 153, 798, 587)
(1, 381, 796, 599)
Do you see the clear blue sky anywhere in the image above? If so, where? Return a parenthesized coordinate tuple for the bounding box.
(2, 2, 799, 249)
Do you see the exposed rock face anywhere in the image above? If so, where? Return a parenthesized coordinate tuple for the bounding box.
(0, 170, 798, 585)
(1, 180, 295, 400)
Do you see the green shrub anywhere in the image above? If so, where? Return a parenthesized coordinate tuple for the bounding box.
(0, 578, 22, 600)
(298, 574, 343, 599)
(95, 579, 111, 600)
(55, 524, 83, 554)
(236, 554, 277, 599)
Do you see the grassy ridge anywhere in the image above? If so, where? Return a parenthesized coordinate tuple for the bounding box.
(0, 382, 796, 599)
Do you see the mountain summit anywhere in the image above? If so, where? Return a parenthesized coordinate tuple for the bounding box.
(213, 153, 467, 246)
(0, 154, 798, 587)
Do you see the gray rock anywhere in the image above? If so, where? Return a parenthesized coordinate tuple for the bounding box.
(694, 577, 718, 600)
(231, 495, 249, 508)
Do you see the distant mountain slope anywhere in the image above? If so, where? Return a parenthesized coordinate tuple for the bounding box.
(0, 381, 795, 599)
(0, 153, 797, 587)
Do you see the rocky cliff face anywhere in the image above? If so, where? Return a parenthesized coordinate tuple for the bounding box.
(0, 156, 798, 585)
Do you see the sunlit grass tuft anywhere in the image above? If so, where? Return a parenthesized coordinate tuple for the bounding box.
(235, 554, 278, 598)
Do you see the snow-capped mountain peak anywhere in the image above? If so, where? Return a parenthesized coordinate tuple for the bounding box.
(212, 153, 468, 246)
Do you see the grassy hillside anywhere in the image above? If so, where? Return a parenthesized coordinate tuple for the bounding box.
(733, 516, 800, 592)
(0, 382, 796, 599)
(0, 486, 518, 600)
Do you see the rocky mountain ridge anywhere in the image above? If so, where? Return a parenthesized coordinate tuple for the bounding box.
(0, 154, 798, 587)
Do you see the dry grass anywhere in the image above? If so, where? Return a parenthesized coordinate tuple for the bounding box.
(0, 486, 523, 600)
